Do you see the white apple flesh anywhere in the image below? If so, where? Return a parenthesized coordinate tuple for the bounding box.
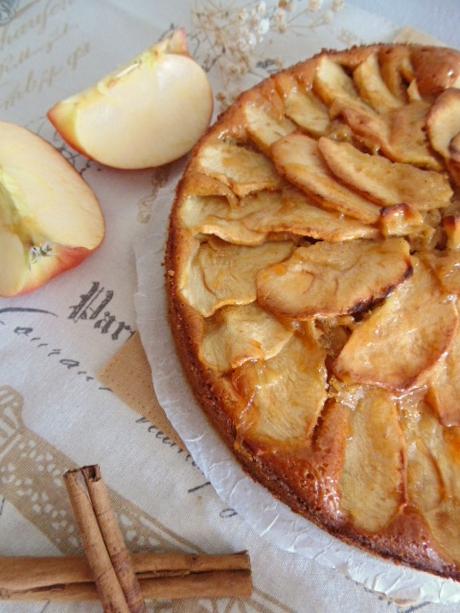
(0, 121, 104, 297)
(48, 34, 213, 169)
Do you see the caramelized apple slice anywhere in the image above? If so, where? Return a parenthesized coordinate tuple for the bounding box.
(241, 188, 379, 241)
(340, 388, 405, 532)
(233, 331, 327, 444)
(423, 250, 460, 295)
(244, 102, 296, 153)
(334, 259, 458, 391)
(200, 303, 292, 372)
(427, 324, 460, 426)
(412, 46, 460, 96)
(427, 89, 460, 161)
(313, 56, 360, 106)
(276, 73, 330, 136)
(379, 204, 424, 237)
(179, 238, 293, 317)
(271, 134, 380, 224)
(389, 101, 442, 170)
(379, 46, 414, 100)
(443, 215, 460, 249)
(331, 98, 391, 154)
(257, 238, 411, 319)
(180, 195, 266, 245)
(353, 52, 402, 113)
(318, 137, 452, 211)
(196, 141, 281, 197)
(402, 399, 460, 564)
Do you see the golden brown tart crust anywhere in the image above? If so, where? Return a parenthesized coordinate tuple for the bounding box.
(166, 44, 460, 580)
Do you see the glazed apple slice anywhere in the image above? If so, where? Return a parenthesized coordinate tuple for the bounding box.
(427, 325, 460, 426)
(0, 121, 104, 297)
(200, 303, 292, 372)
(334, 259, 458, 391)
(257, 238, 411, 319)
(178, 237, 294, 317)
(233, 331, 327, 444)
(378, 46, 414, 100)
(340, 388, 405, 533)
(427, 89, 460, 160)
(271, 133, 381, 224)
(353, 52, 402, 113)
(48, 31, 213, 169)
(318, 137, 452, 210)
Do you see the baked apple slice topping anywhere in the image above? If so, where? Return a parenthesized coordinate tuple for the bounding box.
(340, 388, 405, 532)
(275, 72, 330, 136)
(257, 238, 411, 319)
(271, 134, 381, 223)
(179, 238, 293, 317)
(334, 259, 458, 391)
(195, 140, 281, 197)
(427, 323, 460, 426)
(200, 303, 292, 372)
(427, 88, 460, 163)
(378, 46, 414, 100)
(402, 399, 460, 564)
(240, 188, 379, 241)
(352, 52, 403, 113)
(0, 121, 104, 297)
(318, 137, 452, 210)
(243, 101, 296, 153)
(233, 331, 327, 445)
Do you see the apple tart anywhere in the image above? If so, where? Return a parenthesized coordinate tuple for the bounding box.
(166, 44, 460, 579)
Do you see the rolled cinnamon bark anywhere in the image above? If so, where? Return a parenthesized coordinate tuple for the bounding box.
(64, 465, 145, 612)
(0, 553, 252, 601)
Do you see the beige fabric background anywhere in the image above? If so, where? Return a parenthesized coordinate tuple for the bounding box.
(0, 0, 456, 611)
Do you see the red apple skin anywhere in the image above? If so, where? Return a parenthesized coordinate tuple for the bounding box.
(0, 121, 105, 298)
(17, 244, 99, 297)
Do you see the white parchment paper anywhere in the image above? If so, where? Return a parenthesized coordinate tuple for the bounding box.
(134, 171, 460, 606)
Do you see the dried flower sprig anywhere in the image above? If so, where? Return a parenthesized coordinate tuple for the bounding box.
(191, 0, 345, 110)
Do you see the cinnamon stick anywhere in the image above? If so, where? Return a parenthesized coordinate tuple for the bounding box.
(64, 465, 145, 612)
(0, 553, 252, 601)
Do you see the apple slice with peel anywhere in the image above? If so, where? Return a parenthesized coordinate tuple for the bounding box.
(0, 121, 104, 297)
(48, 31, 213, 169)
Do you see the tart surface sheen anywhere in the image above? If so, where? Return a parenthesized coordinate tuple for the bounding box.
(166, 44, 460, 580)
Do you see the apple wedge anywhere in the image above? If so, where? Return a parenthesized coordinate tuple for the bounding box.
(270, 134, 381, 224)
(334, 259, 458, 391)
(257, 238, 411, 319)
(0, 121, 104, 297)
(318, 137, 452, 210)
(48, 31, 213, 169)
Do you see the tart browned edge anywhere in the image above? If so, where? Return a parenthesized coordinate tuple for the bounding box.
(165, 43, 460, 581)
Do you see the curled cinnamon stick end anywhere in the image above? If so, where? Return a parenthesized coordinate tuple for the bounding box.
(64, 465, 146, 612)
